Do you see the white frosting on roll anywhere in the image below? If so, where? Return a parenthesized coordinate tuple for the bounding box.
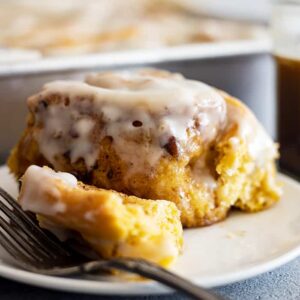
(41, 70, 224, 112)
(28, 69, 227, 173)
(20, 165, 77, 215)
(27, 69, 276, 185)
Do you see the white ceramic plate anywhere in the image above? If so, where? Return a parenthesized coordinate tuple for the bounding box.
(0, 166, 299, 295)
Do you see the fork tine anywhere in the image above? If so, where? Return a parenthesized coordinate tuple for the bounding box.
(0, 187, 71, 257)
(0, 214, 49, 262)
(0, 227, 36, 265)
(0, 198, 57, 259)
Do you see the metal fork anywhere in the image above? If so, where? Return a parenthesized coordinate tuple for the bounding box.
(0, 186, 222, 300)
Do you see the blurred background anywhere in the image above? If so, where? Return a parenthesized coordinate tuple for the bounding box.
(0, 0, 275, 163)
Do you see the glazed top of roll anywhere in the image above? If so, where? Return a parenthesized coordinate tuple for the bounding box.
(27, 69, 276, 174)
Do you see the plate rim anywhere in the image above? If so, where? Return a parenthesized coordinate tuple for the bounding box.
(0, 242, 300, 295)
(0, 168, 299, 295)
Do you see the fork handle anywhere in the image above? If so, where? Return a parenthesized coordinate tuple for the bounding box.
(81, 258, 222, 300)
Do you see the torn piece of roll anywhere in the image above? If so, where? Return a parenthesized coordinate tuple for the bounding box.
(9, 69, 281, 228)
(19, 165, 183, 267)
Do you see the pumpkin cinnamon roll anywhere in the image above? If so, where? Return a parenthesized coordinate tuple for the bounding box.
(8, 69, 281, 227)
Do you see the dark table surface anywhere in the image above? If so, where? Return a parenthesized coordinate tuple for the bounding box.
(1, 256, 299, 300)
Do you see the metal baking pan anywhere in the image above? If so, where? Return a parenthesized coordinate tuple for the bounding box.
(0, 39, 275, 162)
